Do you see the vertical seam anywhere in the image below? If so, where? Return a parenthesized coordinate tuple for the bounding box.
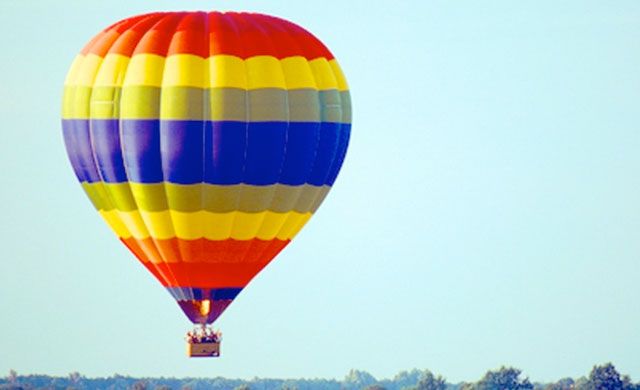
(221, 12, 249, 256)
(121, 12, 182, 288)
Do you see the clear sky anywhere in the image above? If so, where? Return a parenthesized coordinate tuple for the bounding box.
(1, 0, 639, 383)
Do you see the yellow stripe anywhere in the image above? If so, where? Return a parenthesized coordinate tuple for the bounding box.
(309, 58, 338, 90)
(329, 60, 349, 91)
(76, 181, 332, 214)
(120, 86, 161, 119)
(62, 53, 104, 117)
(63, 55, 84, 86)
(98, 209, 133, 239)
(62, 86, 90, 118)
(85, 182, 137, 242)
(164, 55, 209, 88)
(81, 181, 111, 211)
(208, 55, 247, 88)
(100, 209, 312, 241)
(278, 212, 313, 239)
(116, 210, 152, 239)
(166, 55, 288, 89)
(90, 86, 120, 118)
(123, 54, 166, 86)
(244, 56, 286, 89)
(281, 56, 316, 89)
(65, 53, 347, 91)
(65, 54, 104, 87)
(94, 54, 131, 87)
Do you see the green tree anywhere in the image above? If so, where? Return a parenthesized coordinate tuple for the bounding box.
(7, 370, 17, 385)
(545, 378, 574, 390)
(459, 382, 476, 390)
(412, 371, 446, 390)
(131, 381, 148, 390)
(394, 370, 423, 389)
(574, 377, 590, 390)
(586, 364, 623, 390)
(68, 371, 83, 389)
(344, 370, 376, 389)
(621, 375, 639, 390)
(475, 367, 533, 390)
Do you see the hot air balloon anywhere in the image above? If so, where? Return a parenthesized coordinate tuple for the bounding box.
(61, 11, 351, 357)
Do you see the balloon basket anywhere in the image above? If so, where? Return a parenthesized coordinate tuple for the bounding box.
(187, 341, 221, 358)
(185, 325, 222, 358)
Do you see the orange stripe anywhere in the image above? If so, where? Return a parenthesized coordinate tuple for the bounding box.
(80, 13, 161, 56)
(80, 29, 120, 57)
(121, 238, 180, 287)
(107, 13, 168, 56)
(120, 237, 290, 287)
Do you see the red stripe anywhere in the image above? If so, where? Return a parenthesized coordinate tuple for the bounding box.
(80, 11, 334, 60)
(167, 12, 208, 58)
(120, 237, 290, 287)
(131, 13, 187, 57)
(262, 14, 333, 60)
(107, 13, 163, 34)
(156, 261, 268, 288)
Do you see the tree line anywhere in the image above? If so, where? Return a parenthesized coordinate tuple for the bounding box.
(1, 363, 637, 390)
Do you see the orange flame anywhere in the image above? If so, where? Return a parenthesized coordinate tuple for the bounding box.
(199, 299, 211, 316)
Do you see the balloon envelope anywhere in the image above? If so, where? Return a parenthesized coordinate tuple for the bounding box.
(61, 11, 351, 324)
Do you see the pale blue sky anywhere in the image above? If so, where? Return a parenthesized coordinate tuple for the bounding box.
(1, 0, 639, 383)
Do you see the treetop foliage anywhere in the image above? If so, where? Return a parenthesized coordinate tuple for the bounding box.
(0, 363, 637, 390)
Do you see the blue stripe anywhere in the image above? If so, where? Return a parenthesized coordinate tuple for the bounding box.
(166, 287, 243, 301)
(61, 119, 350, 186)
(203, 121, 288, 185)
(242, 121, 287, 185)
(91, 119, 128, 182)
(61, 119, 101, 183)
(325, 123, 351, 185)
(307, 122, 341, 186)
(279, 122, 321, 185)
(122, 119, 164, 182)
(163, 120, 204, 184)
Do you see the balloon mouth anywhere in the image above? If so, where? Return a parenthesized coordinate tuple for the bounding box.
(177, 299, 234, 325)
(166, 287, 243, 324)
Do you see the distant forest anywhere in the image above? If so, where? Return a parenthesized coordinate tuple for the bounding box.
(1, 363, 638, 390)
